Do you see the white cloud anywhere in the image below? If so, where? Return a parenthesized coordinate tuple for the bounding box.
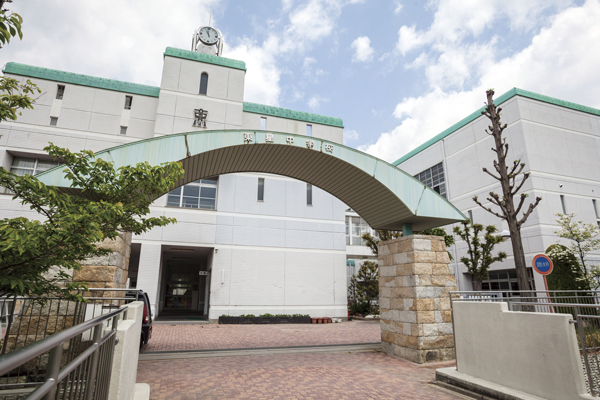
(394, 1, 403, 14)
(344, 129, 359, 143)
(302, 57, 326, 83)
(363, 0, 600, 162)
(351, 36, 374, 62)
(307, 94, 328, 110)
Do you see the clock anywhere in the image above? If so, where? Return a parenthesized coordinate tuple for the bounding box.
(198, 26, 219, 45)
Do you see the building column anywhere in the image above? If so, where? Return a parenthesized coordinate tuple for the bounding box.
(74, 232, 132, 291)
(136, 243, 163, 315)
(378, 234, 458, 364)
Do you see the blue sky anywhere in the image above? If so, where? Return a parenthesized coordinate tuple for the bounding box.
(2, 0, 599, 162)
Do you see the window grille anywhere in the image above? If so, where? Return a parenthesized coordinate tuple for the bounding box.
(56, 85, 65, 100)
(414, 162, 447, 198)
(124, 96, 133, 110)
(166, 178, 218, 210)
(257, 177, 265, 201)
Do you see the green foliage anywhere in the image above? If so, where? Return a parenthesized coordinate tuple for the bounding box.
(545, 244, 589, 291)
(239, 314, 255, 318)
(291, 314, 309, 317)
(348, 261, 379, 315)
(361, 230, 401, 256)
(259, 313, 274, 317)
(453, 221, 507, 290)
(0, 1, 23, 48)
(554, 213, 600, 287)
(274, 314, 291, 317)
(421, 227, 455, 261)
(0, 144, 184, 299)
(0, 76, 40, 122)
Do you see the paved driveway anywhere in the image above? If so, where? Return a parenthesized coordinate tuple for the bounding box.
(137, 352, 463, 399)
(143, 321, 381, 352)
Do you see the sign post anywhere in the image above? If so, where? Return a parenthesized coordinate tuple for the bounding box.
(532, 254, 554, 312)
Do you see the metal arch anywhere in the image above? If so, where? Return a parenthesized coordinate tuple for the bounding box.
(35, 129, 467, 231)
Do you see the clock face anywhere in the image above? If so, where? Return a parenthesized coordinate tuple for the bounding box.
(198, 26, 219, 45)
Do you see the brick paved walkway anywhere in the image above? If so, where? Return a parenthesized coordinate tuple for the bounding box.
(137, 352, 462, 399)
(143, 321, 381, 352)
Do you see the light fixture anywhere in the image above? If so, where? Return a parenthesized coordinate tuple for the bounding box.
(500, 230, 510, 239)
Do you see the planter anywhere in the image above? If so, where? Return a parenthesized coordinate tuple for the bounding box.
(317, 318, 323, 324)
(239, 317, 254, 324)
(293, 316, 311, 324)
(218, 316, 239, 324)
(276, 316, 294, 324)
(253, 316, 275, 324)
(311, 318, 317, 324)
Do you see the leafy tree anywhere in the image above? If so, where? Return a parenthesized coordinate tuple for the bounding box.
(0, 144, 184, 299)
(473, 89, 542, 291)
(348, 261, 379, 315)
(554, 213, 600, 287)
(453, 221, 507, 291)
(545, 244, 589, 291)
(0, 1, 40, 123)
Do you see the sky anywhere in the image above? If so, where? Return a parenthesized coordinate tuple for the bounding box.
(2, 0, 599, 163)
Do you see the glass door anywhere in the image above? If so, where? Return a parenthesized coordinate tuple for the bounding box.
(163, 263, 198, 310)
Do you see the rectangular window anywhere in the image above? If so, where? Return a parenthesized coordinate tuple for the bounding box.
(468, 210, 473, 222)
(257, 177, 265, 201)
(166, 178, 218, 210)
(260, 117, 267, 130)
(307, 183, 312, 205)
(414, 162, 446, 199)
(593, 199, 599, 219)
(560, 195, 567, 214)
(480, 268, 536, 293)
(56, 85, 65, 100)
(306, 124, 312, 137)
(345, 216, 372, 246)
(120, 126, 127, 135)
(50, 117, 58, 126)
(3, 156, 59, 193)
(124, 96, 133, 110)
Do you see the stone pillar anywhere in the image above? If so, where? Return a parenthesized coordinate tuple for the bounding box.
(378, 234, 458, 364)
(74, 232, 132, 291)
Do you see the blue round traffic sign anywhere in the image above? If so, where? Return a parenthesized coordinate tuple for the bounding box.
(532, 254, 553, 275)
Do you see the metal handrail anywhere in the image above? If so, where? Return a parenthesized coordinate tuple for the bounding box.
(0, 307, 126, 376)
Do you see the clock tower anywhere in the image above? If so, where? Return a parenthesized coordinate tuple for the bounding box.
(192, 26, 224, 56)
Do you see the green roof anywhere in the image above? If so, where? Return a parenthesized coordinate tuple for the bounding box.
(164, 47, 246, 71)
(392, 88, 600, 166)
(243, 102, 344, 128)
(2, 62, 160, 97)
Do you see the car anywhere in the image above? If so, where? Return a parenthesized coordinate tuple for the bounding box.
(126, 290, 153, 349)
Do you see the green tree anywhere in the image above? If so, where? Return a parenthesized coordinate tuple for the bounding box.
(360, 230, 401, 256)
(0, 144, 183, 299)
(473, 90, 542, 291)
(348, 261, 379, 315)
(453, 221, 507, 291)
(545, 244, 589, 291)
(0, 0, 23, 48)
(554, 212, 600, 287)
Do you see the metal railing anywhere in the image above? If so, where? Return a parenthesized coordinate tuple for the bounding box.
(449, 290, 600, 397)
(0, 288, 140, 398)
(0, 306, 126, 400)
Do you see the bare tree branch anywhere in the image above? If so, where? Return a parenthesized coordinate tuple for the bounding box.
(517, 196, 542, 227)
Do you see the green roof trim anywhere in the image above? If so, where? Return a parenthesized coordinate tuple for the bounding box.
(392, 88, 600, 166)
(243, 102, 344, 128)
(164, 47, 246, 71)
(2, 62, 160, 97)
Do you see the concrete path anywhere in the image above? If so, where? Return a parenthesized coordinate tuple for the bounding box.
(142, 321, 381, 352)
(137, 351, 465, 399)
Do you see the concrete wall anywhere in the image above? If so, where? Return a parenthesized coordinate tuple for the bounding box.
(109, 301, 143, 400)
(399, 96, 600, 291)
(453, 301, 587, 400)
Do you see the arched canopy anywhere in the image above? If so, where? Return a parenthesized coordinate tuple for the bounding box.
(36, 130, 467, 231)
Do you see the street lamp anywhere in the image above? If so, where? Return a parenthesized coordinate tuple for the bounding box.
(500, 230, 510, 239)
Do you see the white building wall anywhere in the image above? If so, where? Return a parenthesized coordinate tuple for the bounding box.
(399, 95, 600, 291)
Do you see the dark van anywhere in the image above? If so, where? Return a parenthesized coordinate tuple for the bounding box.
(126, 290, 153, 348)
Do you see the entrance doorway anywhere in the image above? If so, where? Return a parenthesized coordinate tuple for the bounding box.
(159, 245, 213, 318)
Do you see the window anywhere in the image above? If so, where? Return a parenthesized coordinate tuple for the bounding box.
(3, 157, 59, 193)
(414, 162, 446, 198)
(306, 124, 312, 137)
(560, 195, 567, 214)
(199, 73, 208, 95)
(480, 269, 536, 293)
(56, 85, 65, 100)
(260, 117, 267, 130)
(124, 96, 133, 110)
(345, 216, 372, 246)
(468, 210, 473, 222)
(594, 199, 599, 227)
(307, 183, 313, 205)
(120, 126, 127, 135)
(166, 178, 218, 210)
(50, 117, 58, 126)
(257, 177, 265, 201)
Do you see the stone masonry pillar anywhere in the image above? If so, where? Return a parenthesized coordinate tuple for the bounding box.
(74, 232, 132, 291)
(378, 234, 458, 364)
